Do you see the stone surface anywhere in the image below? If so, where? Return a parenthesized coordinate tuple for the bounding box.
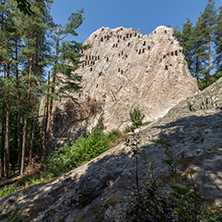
(39, 25, 199, 148)
(1, 77, 222, 221)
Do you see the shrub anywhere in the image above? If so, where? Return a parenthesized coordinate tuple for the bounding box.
(130, 108, 143, 128)
(0, 127, 127, 200)
(123, 126, 131, 133)
(198, 72, 222, 90)
(107, 129, 122, 141)
(48, 127, 110, 177)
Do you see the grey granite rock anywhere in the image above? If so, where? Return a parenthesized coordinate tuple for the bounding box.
(39, 26, 199, 149)
(1, 77, 222, 221)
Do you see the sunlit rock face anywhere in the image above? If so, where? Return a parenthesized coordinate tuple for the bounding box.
(39, 25, 199, 147)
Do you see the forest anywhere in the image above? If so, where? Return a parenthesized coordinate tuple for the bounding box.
(0, 0, 221, 189)
(0, 0, 88, 180)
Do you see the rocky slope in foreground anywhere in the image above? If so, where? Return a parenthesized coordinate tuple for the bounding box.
(1, 78, 222, 221)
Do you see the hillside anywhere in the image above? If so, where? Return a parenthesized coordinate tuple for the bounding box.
(0, 76, 221, 221)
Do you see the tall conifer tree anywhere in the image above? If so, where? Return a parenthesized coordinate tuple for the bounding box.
(0, 0, 18, 178)
(46, 9, 87, 154)
(20, 0, 53, 176)
(201, 0, 217, 86)
(191, 16, 208, 83)
(174, 19, 195, 74)
(214, 6, 222, 73)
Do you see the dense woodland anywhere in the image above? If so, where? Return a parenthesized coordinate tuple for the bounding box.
(0, 0, 222, 182)
(0, 0, 87, 179)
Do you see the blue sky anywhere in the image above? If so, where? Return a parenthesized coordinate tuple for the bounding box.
(51, 0, 221, 43)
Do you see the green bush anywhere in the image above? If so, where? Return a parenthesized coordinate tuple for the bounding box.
(123, 126, 131, 133)
(48, 127, 110, 177)
(107, 129, 122, 141)
(130, 108, 143, 128)
(0, 127, 125, 199)
(198, 72, 222, 90)
(0, 183, 18, 199)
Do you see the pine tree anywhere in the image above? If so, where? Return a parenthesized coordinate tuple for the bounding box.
(191, 15, 208, 83)
(0, 76, 5, 177)
(46, 9, 87, 154)
(214, 6, 222, 73)
(0, 0, 60, 178)
(0, 72, 6, 178)
(4, 64, 10, 179)
(28, 1, 53, 165)
(8, 0, 24, 175)
(201, 0, 217, 86)
(174, 19, 195, 74)
(14, 0, 32, 15)
(0, 0, 19, 178)
(0, 0, 6, 178)
(20, 0, 53, 176)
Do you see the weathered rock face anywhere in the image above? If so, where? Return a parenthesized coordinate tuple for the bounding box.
(39, 25, 199, 147)
(1, 78, 222, 221)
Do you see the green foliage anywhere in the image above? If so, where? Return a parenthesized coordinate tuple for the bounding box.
(157, 136, 176, 175)
(130, 108, 143, 129)
(200, 204, 222, 221)
(48, 128, 111, 177)
(0, 0, 86, 179)
(0, 182, 18, 199)
(15, 0, 32, 15)
(0, 127, 126, 199)
(123, 133, 176, 221)
(123, 175, 176, 221)
(107, 129, 122, 141)
(48, 128, 125, 178)
(51, 9, 89, 101)
(0, 172, 53, 199)
(198, 71, 222, 90)
(174, 19, 195, 74)
(16, 174, 32, 186)
(215, 6, 222, 73)
(123, 126, 131, 133)
(174, 0, 222, 86)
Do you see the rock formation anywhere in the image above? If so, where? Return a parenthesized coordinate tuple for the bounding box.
(1, 76, 222, 222)
(39, 25, 199, 148)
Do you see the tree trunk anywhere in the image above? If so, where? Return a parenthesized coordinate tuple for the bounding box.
(0, 107, 5, 178)
(4, 64, 10, 179)
(207, 32, 211, 87)
(41, 106, 46, 158)
(29, 80, 37, 165)
(20, 54, 33, 176)
(43, 71, 50, 155)
(29, 104, 36, 165)
(195, 57, 199, 83)
(46, 26, 60, 155)
(15, 38, 21, 173)
(29, 33, 39, 165)
(1, 70, 6, 178)
(0, 0, 5, 179)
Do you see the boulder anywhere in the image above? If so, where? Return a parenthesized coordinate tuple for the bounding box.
(39, 25, 199, 148)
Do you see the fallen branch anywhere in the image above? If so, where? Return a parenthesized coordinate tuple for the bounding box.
(0, 176, 21, 187)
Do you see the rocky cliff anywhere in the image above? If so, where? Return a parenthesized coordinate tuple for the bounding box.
(1, 76, 222, 221)
(39, 25, 199, 148)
